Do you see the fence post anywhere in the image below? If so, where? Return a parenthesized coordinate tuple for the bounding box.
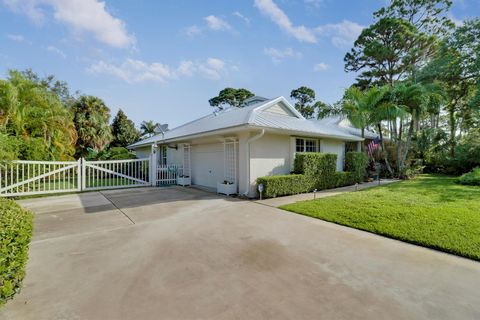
(81, 158, 86, 191)
(149, 151, 153, 187)
(77, 158, 82, 192)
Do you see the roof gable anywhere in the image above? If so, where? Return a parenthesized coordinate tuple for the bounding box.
(261, 101, 298, 117)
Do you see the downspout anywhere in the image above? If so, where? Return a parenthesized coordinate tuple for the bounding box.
(243, 129, 265, 197)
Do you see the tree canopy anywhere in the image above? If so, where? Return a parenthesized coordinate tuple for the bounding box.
(208, 88, 255, 110)
(72, 96, 113, 157)
(111, 109, 140, 147)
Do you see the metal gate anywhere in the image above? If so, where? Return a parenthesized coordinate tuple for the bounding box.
(0, 158, 152, 197)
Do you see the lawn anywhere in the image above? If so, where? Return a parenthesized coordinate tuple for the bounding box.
(280, 175, 480, 261)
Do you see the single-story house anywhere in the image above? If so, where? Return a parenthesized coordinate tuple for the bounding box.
(128, 96, 371, 197)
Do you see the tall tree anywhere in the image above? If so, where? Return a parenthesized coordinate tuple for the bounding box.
(374, 0, 454, 36)
(345, 18, 435, 87)
(111, 109, 140, 147)
(290, 86, 316, 118)
(208, 88, 254, 110)
(72, 96, 112, 157)
(420, 19, 480, 155)
(140, 120, 160, 137)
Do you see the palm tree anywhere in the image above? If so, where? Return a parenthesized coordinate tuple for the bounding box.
(342, 86, 388, 148)
(72, 96, 113, 157)
(140, 120, 160, 137)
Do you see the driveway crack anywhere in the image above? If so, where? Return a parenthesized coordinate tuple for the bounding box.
(99, 191, 135, 225)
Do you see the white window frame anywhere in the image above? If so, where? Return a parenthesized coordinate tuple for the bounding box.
(295, 138, 319, 153)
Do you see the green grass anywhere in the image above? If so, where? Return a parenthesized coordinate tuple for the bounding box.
(280, 175, 480, 261)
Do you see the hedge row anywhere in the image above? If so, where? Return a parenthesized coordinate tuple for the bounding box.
(257, 151, 367, 198)
(345, 151, 368, 183)
(0, 197, 33, 306)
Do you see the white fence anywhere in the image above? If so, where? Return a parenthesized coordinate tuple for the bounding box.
(0, 158, 157, 197)
(82, 158, 151, 191)
(0, 160, 82, 197)
(156, 164, 182, 186)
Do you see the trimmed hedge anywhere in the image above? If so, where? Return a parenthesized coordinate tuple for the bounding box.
(257, 151, 368, 198)
(345, 151, 368, 183)
(257, 174, 314, 198)
(0, 198, 33, 306)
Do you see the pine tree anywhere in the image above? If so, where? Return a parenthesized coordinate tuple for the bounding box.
(111, 109, 140, 147)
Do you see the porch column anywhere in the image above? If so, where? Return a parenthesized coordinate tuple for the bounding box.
(150, 144, 157, 186)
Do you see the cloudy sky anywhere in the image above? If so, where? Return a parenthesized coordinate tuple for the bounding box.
(1, 0, 477, 128)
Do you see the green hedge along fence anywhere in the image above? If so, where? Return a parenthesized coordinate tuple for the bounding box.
(257, 152, 367, 198)
(0, 197, 33, 306)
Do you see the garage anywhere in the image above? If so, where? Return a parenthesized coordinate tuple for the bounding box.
(191, 143, 225, 189)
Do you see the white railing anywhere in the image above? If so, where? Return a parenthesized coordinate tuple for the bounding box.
(82, 158, 151, 191)
(0, 160, 81, 197)
(156, 164, 183, 185)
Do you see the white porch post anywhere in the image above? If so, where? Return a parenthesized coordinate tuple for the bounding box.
(150, 144, 157, 186)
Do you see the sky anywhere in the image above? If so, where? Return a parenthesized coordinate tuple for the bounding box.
(0, 0, 478, 129)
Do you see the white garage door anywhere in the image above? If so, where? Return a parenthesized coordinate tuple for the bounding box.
(191, 143, 224, 189)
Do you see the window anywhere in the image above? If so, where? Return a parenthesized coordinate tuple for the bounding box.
(295, 138, 318, 153)
(296, 138, 305, 152)
(158, 145, 167, 166)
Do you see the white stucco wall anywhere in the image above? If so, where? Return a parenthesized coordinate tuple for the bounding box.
(134, 146, 151, 159)
(320, 139, 345, 171)
(248, 133, 292, 196)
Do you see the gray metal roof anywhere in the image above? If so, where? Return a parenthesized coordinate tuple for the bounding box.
(129, 96, 364, 148)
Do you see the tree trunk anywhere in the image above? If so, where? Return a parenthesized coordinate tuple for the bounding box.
(378, 123, 393, 176)
(400, 118, 415, 176)
(449, 105, 456, 157)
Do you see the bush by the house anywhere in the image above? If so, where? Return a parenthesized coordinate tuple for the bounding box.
(258, 151, 368, 198)
(345, 152, 368, 183)
(0, 198, 33, 306)
(256, 174, 314, 198)
(456, 168, 480, 186)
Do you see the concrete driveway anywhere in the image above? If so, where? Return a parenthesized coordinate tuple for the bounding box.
(1, 187, 479, 320)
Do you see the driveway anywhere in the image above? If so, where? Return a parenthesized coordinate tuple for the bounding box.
(1, 187, 479, 320)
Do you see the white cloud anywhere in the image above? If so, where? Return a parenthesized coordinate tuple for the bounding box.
(263, 47, 302, 63)
(3, 0, 134, 48)
(204, 15, 231, 31)
(87, 57, 228, 83)
(315, 20, 364, 48)
(7, 33, 25, 42)
(184, 25, 202, 38)
(47, 45, 66, 58)
(3, 0, 45, 24)
(448, 13, 463, 27)
(233, 11, 250, 25)
(254, 0, 316, 43)
(313, 62, 328, 71)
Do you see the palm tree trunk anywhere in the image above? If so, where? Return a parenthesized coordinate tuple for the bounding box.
(377, 123, 393, 176)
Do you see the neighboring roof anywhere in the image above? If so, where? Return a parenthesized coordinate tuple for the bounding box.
(129, 96, 364, 148)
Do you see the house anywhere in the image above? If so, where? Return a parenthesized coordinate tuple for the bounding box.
(128, 96, 366, 197)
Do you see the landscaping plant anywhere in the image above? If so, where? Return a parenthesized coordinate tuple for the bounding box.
(0, 198, 33, 306)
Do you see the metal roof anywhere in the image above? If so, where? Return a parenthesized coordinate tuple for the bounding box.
(129, 96, 364, 148)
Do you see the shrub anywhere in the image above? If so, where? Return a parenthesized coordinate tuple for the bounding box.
(0, 198, 33, 306)
(456, 168, 480, 186)
(293, 152, 337, 177)
(345, 151, 368, 183)
(256, 174, 314, 198)
(332, 171, 357, 188)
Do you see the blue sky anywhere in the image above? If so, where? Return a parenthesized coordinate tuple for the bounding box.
(1, 0, 478, 128)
